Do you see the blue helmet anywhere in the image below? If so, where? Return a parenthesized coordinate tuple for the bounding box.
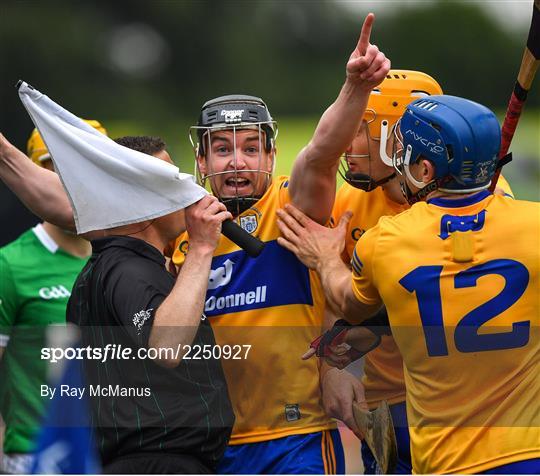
(396, 95, 501, 199)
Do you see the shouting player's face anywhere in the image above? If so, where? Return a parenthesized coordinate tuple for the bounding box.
(197, 129, 274, 199)
(345, 121, 394, 181)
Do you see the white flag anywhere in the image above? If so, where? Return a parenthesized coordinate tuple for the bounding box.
(18, 81, 206, 234)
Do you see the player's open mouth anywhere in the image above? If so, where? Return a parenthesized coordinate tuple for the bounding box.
(224, 177, 251, 190)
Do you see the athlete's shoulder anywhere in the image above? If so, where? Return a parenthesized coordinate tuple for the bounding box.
(492, 196, 540, 226)
(498, 195, 540, 211)
(0, 228, 39, 262)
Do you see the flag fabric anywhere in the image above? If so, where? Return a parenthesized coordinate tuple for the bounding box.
(30, 355, 100, 474)
(18, 81, 207, 234)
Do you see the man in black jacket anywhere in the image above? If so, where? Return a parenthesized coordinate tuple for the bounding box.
(67, 136, 235, 474)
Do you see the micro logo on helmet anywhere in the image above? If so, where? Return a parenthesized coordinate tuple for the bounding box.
(404, 130, 445, 155)
(474, 160, 495, 182)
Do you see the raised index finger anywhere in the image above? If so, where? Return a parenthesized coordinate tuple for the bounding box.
(357, 13, 375, 56)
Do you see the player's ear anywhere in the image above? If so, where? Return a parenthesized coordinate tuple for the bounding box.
(420, 159, 436, 184)
(267, 147, 277, 172)
(197, 154, 207, 175)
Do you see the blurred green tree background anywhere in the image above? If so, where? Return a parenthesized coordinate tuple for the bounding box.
(1, 0, 538, 244)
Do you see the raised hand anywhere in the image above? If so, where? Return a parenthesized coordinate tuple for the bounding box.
(276, 204, 352, 271)
(346, 13, 390, 90)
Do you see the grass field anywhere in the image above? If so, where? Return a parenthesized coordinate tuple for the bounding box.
(107, 110, 539, 202)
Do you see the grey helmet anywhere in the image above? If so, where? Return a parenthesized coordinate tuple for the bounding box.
(190, 95, 278, 216)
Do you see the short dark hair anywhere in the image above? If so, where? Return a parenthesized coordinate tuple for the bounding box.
(113, 136, 166, 156)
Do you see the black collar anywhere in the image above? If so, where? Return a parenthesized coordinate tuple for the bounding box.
(91, 235, 165, 267)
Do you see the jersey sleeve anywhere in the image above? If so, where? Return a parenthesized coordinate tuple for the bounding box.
(350, 225, 382, 306)
(0, 252, 19, 345)
(277, 176, 291, 208)
(495, 174, 514, 198)
(104, 260, 169, 348)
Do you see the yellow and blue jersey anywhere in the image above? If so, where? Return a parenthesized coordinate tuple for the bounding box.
(333, 175, 514, 410)
(350, 190, 540, 474)
(172, 176, 335, 445)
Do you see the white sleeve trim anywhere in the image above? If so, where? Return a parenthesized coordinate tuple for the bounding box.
(0, 334, 10, 347)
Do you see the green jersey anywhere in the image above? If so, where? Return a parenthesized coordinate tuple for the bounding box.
(0, 224, 87, 454)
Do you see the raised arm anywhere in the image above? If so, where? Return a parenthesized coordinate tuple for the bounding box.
(288, 13, 390, 224)
(0, 133, 75, 230)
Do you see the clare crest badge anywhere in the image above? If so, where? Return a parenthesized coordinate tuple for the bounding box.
(240, 214, 258, 234)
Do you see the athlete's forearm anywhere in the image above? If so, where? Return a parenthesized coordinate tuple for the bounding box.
(317, 253, 379, 325)
(304, 80, 371, 166)
(0, 135, 75, 230)
(317, 254, 353, 315)
(149, 244, 214, 367)
(289, 81, 371, 224)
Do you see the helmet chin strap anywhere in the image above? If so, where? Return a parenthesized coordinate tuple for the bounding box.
(402, 174, 457, 205)
(401, 179, 438, 205)
(345, 170, 396, 192)
(221, 197, 261, 216)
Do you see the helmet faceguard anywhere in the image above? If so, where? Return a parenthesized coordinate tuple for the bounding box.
(190, 95, 277, 216)
(393, 95, 501, 204)
(337, 123, 396, 192)
(340, 70, 442, 191)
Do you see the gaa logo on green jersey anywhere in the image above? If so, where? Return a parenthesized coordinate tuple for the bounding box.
(38, 285, 71, 300)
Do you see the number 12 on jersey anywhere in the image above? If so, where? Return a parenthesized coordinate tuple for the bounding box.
(399, 259, 530, 356)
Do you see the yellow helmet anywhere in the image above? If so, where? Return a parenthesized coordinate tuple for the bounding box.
(365, 70, 443, 138)
(27, 119, 108, 166)
(365, 70, 442, 166)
